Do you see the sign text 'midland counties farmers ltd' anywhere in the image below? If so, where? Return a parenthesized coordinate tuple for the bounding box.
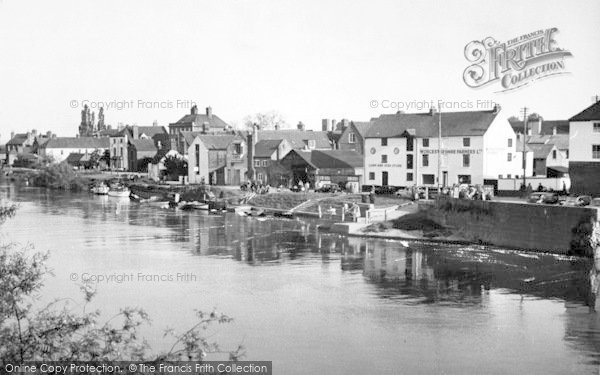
(420, 149, 482, 154)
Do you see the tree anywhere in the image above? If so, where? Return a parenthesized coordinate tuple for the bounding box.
(0, 203, 243, 363)
(243, 111, 288, 130)
(163, 154, 188, 180)
(83, 150, 102, 170)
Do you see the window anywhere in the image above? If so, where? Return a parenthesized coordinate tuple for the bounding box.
(507, 153, 512, 161)
(307, 140, 316, 149)
(257, 173, 264, 182)
(349, 132, 356, 144)
(422, 174, 435, 185)
(463, 154, 470, 167)
(508, 138, 513, 147)
(381, 138, 388, 146)
(507, 174, 511, 178)
(407, 154, 413, 169)
(566, 150, 569, 159)
(593, 145, 600, 159)
(422, 154, 429, 167)
(422, 138, 429, 147)
(407, 172, 413, 181)
(552, 150, 557, 159)
(381, 155, 388, 164)
(120, 139, 123, 143)
(594, 123, 600, 133)
(234, 143, 242, 155)
(195, 144, 200, 174)
(369, 172, 375, 180)
(254, 160, 261, 167)
(262, 160, 268, 167)
(406, 138, 414, 151)
(463, 137, 470, 147)
(458, 175, 471, 184)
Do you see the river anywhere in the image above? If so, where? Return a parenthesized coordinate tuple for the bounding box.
(1, 184, 600, 374)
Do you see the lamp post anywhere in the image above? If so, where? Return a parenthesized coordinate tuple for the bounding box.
(520, 107, 529, 190)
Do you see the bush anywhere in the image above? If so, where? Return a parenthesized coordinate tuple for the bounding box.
(29, 162, 88, 191)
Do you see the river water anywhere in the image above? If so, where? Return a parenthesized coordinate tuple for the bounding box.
(2, 184, 600, 374)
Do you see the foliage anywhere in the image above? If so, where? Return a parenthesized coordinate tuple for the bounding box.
(243, 111, 287, 130)
(163, 155, 187, 180)
(82, 150, 102, 170)
(0, 204, 243, 364)
(29, 162, 87, 191)
(137, 157, 154, 172)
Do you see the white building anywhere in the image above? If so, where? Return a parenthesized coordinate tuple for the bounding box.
(40, 137, 109, 163)
(363, 106, 520, 188)
(568, 100, 600, 195)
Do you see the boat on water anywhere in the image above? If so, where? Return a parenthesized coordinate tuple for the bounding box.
(108, 185, 131, 197)
(90, 183, 109, 195)
(179, 201, 209, 210)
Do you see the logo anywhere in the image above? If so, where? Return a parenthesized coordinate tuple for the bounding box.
(463, 28, 572, 92)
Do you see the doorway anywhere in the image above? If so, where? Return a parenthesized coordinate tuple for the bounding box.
(382, 171, 389, 186)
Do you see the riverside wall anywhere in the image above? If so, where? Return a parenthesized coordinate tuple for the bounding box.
(423, 197, 599, 255)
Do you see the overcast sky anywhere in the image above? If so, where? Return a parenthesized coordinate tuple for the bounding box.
(0, 0, 599, 138)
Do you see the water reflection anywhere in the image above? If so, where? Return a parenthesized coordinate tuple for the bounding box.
(3, 185, 600, 372)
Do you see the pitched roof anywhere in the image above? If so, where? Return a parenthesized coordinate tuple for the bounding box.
(570, 101, 600, 121)
(352, 121, 373, 137)
(310, 150, 364, 169)
(114, 126, 167, 138)
(129, 139, 157, 152)
(6, 133, 29, 146)
(526, 134, 569, 150)
(257, 130, 331, 149)
(366, 110, 499, 138)
(527, 143, 556, 159)
(509, 119, 569, 135)
(171, 113, 229, 129)
(44, 137, 110, 149)
(254, 139, 283, 158)
(197, 134, 242, 150)
(66, 153, 84, 164)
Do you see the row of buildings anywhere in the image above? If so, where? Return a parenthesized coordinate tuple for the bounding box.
(3, 99, 600, 195)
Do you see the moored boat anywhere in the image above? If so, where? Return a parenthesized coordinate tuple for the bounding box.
(90, 183, 109, 195)
(108, 185, 131, 197)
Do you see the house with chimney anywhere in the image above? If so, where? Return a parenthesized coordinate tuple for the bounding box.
(279, 149, 364, 188)
(568, 100, 600, 195)
(109, 125, 168, 170)
(186, 134, 247, 185)
(169, 105, 232, 154)
(251, 139, 292, 185)
(245, 121, 332, 182)
(336, 120, 373, 154)
(5, 130, 48, 165)
(508, 114, 569, 177)
(40, 137, 110, 163)
(363, 105, 519, 189)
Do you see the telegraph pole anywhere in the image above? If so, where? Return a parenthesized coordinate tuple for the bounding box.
(437, 103, 442, 194)
(520, 107, 529, 190)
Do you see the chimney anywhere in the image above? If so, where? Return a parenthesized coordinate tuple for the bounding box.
(552, 126, 557, 136)
(341, 119, 350, 131)
(322, 119, 329, 132)
(202, 121, 209, 134)
(191, 105, 198, 115)
(493, 104, 501, 114)
(132, 125, 139, 139)
(153, 120, 158, 127)
(536, 118, 542, 135)
(10, 131, 14, 140)
(274, 123, 280, 130)
(297, 121, 305, 131)
(429, 107, 438, 115)
(206, 106, 213, 119)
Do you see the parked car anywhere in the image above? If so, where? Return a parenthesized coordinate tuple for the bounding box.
(317, 182, 342, 193)
(528, 192, 559, 204)
(561, 195, 592, 207)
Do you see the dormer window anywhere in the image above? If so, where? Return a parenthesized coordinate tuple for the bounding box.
(307, 140, 316, 149)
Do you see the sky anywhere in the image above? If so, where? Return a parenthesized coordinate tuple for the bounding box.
(0, 0, 599, 139)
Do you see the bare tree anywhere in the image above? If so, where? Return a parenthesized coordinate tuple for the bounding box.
(243, 111, 288, 130)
